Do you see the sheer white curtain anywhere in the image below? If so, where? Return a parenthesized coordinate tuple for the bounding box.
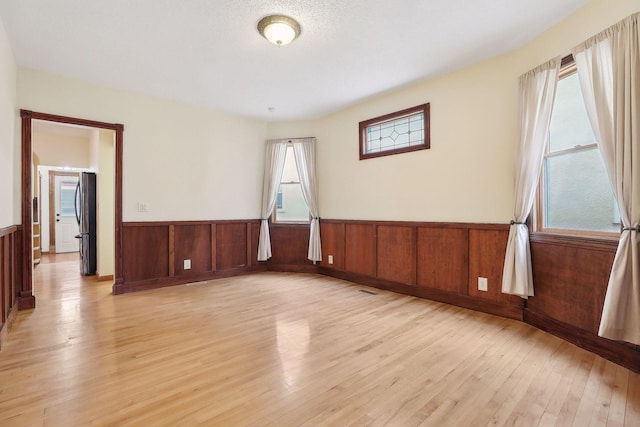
(572, 13, 640, 345)
(501, 58, 560, 298)
(292, 138, 322, 262)
(257, 140, 287, 261)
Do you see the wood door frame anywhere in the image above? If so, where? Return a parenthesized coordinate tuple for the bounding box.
(20, 110, 124, 309)
(48, 171, 80, 254)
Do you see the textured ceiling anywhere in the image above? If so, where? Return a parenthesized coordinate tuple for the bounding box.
(0, 0, 589, 121)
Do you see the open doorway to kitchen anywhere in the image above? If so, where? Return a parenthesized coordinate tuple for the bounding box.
(19, 110, 123, 309)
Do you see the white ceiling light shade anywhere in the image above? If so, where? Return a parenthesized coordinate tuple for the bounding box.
(257, 15, 301, 46)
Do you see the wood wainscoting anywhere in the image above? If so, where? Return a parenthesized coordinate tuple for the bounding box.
(317, 220, 638, 373)
(114, 220, 265, 294)
(318, 220, 524, 320)
(0, 225, 21, 349)
(528, 234, 640, 372)
(112, 218, 638, 373)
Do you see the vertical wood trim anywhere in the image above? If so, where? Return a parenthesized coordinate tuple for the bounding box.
(3, 236, 9, 322)
(211, 223, 217, 272)
(20, 111, 34, 309)
(342, 222, 346, 270)
(12, 228, 21, 304)
(48, 171, 55, 253)
(465, 229, 470, 296)
(11, 231, 16, 308)
(168, 225, 175, 277)
(373, 224, 378, 278)
(413, 226, 418, 285)
(1, 235, 5, 322)
(8, 232, 14, 316)
(114, 124, 124, 287)
(246, 222, 252, 267)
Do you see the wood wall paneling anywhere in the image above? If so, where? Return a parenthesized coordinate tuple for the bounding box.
(268, 225, 312, 266)
(345, 224, 377, 277)
(1, 234, 6, 323)
(13, 228, 22, 307)
(110, 219, 638, 374)
(123, 225, 170, 282)
(319, 222, 345, 270)
(377, 225, 416, 285)
(0, 226, 19, 347)
(174, 224, 212, 276)
(168, 225, 175, 277)
(468, 229, 521, 306)
(528, 241, 614, 334)
(211, 224, 217, 272)
(250, 222, 260, 266)
(417, 227, 468, 294)
(216, 223, 247, 270)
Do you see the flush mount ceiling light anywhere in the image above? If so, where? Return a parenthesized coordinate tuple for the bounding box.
(257, 15, 301, 46)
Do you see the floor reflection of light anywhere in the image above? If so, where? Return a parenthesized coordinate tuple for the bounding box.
(276, 316, 310, 388)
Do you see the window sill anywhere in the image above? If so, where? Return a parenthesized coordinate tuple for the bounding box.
(270, 222, 311, 227)
(530, 232, 619, 252)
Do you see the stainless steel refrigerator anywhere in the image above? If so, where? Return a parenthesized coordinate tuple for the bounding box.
(74, 172, 97, 276)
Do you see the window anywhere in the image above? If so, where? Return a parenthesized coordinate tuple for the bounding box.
(359, 103, 430, 160)
(535, 60, 619, 236)
(273, 145, 309, 223)
(59, 180, 78, 217)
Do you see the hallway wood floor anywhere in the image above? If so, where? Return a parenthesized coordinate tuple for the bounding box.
(0, 255, 638, 426)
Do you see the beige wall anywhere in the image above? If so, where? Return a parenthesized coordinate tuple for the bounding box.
(12, 0, 639, 226)
(33, 132, 91, 169)
(17, 69, 267, 222)
(0, 16, 16, 228)
(267, 0, 638, 223)
(90, 129, 115, 278)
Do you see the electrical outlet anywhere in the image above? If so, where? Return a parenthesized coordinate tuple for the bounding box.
(328, 255, 334, 265)
(184, 259, 191, 270)
(138, 202, 148, 212)
(478, 277, 488, 292)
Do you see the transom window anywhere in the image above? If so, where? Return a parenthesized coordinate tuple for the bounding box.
(535, 59, 619, 236)
(359, 103, 430, 160)
(273, 144, 310, 223)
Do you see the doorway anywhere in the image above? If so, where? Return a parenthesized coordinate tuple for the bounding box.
(49, 171, 80, 254)
(19, 110, 124, 309)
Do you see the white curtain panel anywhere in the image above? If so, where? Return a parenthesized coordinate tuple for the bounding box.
(501, 58, 560, 298)
(257, 140, 288, 261)
(292, 138, 322, 262)
(573, 13, 640, 345)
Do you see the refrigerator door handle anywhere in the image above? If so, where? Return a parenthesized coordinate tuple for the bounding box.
(74, 181, 80, 226)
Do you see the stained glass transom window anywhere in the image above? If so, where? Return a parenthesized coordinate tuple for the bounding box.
(359, 103, 430, 160)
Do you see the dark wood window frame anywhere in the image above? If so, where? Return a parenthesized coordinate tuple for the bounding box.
(359, 103, 430, 160)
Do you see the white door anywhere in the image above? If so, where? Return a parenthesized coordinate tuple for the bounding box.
(54, 175, 80, 253)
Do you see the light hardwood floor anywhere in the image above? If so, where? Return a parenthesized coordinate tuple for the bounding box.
(0, 254, 638, 426)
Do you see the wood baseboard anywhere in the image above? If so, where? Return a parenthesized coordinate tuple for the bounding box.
(97, 274, 114, 282)
(319, 267, 524, 321)
(524, 309, 640, 374)
(18, 293, 36, 310)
